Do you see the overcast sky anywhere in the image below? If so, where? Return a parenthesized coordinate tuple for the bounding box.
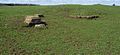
(0, 0, 120, 5)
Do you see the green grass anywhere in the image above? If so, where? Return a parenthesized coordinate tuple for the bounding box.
(0, 5, 120, 55)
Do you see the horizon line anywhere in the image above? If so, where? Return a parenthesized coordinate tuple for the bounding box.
(0, 2, 118, 6)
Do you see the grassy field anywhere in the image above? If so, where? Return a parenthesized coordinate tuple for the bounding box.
(0, 5, 120, 55)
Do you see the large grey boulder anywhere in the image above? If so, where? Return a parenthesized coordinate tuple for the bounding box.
(24, 14, 47, 28)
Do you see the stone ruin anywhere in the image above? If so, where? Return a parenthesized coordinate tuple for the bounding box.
(69, 15, 99, 20)
(24, 14, 48, 28)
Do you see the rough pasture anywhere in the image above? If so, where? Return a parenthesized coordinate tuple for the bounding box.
(0, 5, 120, 55)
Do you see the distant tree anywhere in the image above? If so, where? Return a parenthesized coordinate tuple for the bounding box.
(113, 4, 115, 6)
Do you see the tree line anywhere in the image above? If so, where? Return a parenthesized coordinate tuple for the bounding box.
(0, 3, 38, 6)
